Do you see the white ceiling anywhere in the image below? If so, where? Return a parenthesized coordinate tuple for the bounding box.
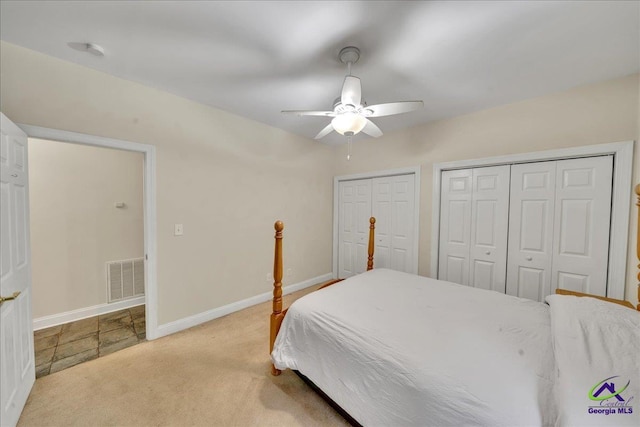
(1, 1, 639, 144)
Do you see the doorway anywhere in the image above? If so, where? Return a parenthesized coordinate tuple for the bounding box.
(28, 138, 145, 376)
(19, 124, 158, 341)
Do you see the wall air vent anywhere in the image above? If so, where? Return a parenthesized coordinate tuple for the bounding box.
(107, 258, 144, 303)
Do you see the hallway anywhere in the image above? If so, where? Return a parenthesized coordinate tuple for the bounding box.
(34, 305, 145, 378)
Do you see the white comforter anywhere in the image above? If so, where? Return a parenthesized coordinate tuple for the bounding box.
(272, 269, 556, 426)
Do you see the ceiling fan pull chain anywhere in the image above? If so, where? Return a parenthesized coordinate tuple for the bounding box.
(347, 135, 352, 161)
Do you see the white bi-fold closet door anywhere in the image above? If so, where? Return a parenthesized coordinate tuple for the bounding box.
(438, 155, 613, 302)
(338, 179, 373, 278)
(438, 165, 510, 293)
(507, 156, 613, 301)
(338, 174, 416, 279)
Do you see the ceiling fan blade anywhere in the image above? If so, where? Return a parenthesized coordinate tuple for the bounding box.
(281, 110, 335, 117)
(341, 76, 361, 107)
(364, 101, 424, 117)
(314, 123, 335, 139)
(361, 119, 383, 138)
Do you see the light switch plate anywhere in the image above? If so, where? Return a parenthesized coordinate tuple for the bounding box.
(174, 224, 183, 236)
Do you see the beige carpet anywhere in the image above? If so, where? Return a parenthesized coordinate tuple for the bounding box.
(18, 285, 350, 427)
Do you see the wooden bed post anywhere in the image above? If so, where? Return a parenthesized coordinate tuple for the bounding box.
(636, 184, 639, 311)
(270, 221, 284, 376)
(270, 217, 377, 375)
(367, 217, 376, 271)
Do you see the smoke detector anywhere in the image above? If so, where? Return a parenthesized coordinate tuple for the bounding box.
(68, 42, 105, 57)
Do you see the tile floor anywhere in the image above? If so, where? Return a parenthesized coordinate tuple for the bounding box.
(34, 305, 146, 378)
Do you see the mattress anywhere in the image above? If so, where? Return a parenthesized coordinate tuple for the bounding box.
(272, 269, 556, 426)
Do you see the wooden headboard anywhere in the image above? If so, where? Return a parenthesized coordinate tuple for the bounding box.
(555, 288, 636, 310)
(636, 184, 640, 311)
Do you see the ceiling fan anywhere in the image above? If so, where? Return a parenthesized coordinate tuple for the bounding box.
(282, 46, 424, 144)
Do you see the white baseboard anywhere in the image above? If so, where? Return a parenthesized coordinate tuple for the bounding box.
(33, 296, 145, 331)
(153, 273, 332, 339)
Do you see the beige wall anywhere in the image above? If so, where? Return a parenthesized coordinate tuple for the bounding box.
(2, 40, 638, 325)
(28, 139, 144, 318)
(334, 73, 640, 305)
(0, 42, 335, 324)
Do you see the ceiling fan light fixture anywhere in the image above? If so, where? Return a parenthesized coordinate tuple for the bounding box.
(331, 113, 366, 136)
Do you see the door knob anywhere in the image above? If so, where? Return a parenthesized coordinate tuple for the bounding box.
(525, 256, 533, 261)
(0, 291, 21, 305)
(485, 251, 491, 255)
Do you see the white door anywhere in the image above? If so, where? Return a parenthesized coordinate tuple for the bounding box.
(372, 178, 391, 270)
(551, 156, 613, 296)
(506, 162, 557, 301)
(388, 174, 416, 274)
(1, 113, 34, 427)
(372, 174, 416, 273)
(339, 173, 417, 277)
(338, 179, 372, 278)
(438, 169, 472, 285)
(468, 166, 510, 293)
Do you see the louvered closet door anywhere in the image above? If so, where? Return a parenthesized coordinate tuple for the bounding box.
(506, 162, 557, 301)
(438, 169, 472, 285)
(551, 156, 613, 296)
(372, 175, 416, 274)
(338, 179, 372, 278)
(468, 166, 510, 293)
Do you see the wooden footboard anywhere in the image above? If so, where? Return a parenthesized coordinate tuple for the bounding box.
(556, 183, 640, 312)
(270, 217, 376, 375)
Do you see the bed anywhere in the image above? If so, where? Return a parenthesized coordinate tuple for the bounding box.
(269, 186, 640, 426)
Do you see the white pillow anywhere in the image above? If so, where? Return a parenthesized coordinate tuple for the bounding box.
(545, 294, 640, 426)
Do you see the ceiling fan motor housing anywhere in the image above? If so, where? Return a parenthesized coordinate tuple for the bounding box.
(339, 46, 360, 65)
(333, 97, 367, 111)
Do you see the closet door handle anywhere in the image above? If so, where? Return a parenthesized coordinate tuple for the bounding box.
(525, 256, 533, 261)
(485, 251, 491, 255)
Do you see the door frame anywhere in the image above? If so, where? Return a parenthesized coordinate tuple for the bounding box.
(17, 124, 159, 340)
(333, 166, 421, 278)
(430, 140, 634, 300)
